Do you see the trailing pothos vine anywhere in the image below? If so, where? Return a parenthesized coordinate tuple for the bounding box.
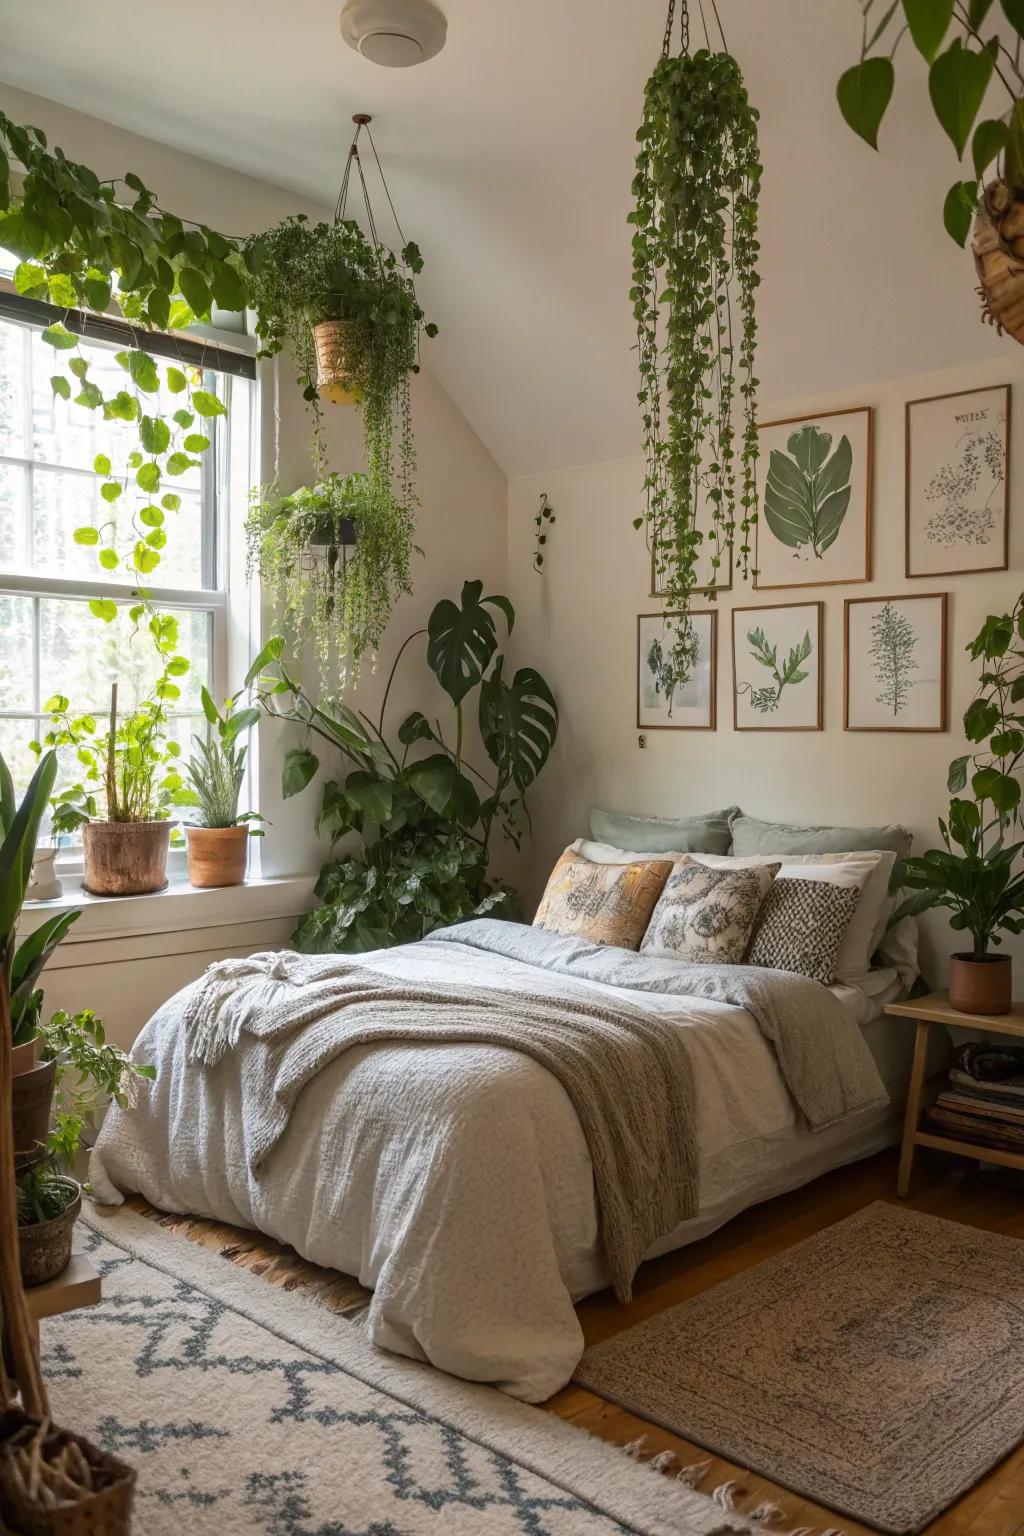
(631, 6, 761, 672)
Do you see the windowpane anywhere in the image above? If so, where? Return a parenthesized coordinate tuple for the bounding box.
(0, 594, 34, 710)
(0, 320, 27, 457)
(0, 719, 40, 797)
(28, 468, 204, 589)
(0, 462, 28, 566)
(38, 599, 211, 715)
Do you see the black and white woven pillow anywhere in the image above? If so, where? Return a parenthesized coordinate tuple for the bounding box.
(748, 878, 861, 984)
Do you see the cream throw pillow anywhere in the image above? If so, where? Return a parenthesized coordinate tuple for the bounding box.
(641, 861, 780, 965)
(534, 849, 674, 950)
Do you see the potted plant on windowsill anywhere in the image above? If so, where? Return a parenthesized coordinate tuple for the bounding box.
(893, 602, 1024, 1015)
(176, 687, 264, 888)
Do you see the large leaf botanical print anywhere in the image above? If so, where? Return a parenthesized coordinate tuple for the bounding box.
(764, 426, 852, 559)
(755, 408, 872, 589)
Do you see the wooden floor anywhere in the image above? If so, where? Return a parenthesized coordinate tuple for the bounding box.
(129, 1148, 1024, 1536)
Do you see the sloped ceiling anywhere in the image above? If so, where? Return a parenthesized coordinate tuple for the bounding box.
(0, 0, 1010, 476)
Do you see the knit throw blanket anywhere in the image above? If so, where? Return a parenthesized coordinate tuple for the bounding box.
(182, 949, 699, 1303)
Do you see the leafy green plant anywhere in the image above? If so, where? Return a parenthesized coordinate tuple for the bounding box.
(242, 215, 434, 500)
(894, 593, 1024, 957)
(248, 581, 558, 953)
(837, 2, 1024, 247)
(177, 688, 264, 831)
(763, 425, 852, 561)
(631, 36, 761, 672)
(740, 626, 813, 714)
(246, 471, 415, 690)
(533, 492, 556, 571)
(647, 625, 700, 719)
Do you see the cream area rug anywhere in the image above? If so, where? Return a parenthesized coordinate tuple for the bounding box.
(575, 1202, 1024, 1534)
(43, 1208, 749, 1536)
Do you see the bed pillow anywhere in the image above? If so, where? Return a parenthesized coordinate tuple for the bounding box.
(640, 861, 779, 965)
(590, 806, 739, 856)
(691, 850, 896, 984)
(570, 838, 694, 865)
(729, 814, 912, 861)
(748, 878, 861, 985)
(534, 849, 674, 950)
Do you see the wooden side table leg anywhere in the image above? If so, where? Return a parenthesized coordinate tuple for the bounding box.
(897, 1019, 930, 1198)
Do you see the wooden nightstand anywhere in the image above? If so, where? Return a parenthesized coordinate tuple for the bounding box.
(23, 1255, 101, 1346)
(886, 990, 1024, 1196)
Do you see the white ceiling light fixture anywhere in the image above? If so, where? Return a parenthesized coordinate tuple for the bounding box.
(340, 0, 447, 68)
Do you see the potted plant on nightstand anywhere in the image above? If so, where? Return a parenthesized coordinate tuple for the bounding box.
(894, 601, 1024, 1015)
(177, 688, 264, 888)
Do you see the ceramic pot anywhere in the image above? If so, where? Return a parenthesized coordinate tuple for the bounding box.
(312, 318, 360, 404)
(12, 1056, 56, 1172)
(948, 953, 1013, 1016)
(11, 1036, 39, 1077)
(186, 825, 249, 889)
(26, 846, 62, 901)
(82, 820, 174, 896)
(18, 1177, 82, 1287)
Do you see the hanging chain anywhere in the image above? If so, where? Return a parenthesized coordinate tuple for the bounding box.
(662, 0, 689, 56)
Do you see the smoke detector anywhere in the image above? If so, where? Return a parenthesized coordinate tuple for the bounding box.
(340, 0, 447, 67)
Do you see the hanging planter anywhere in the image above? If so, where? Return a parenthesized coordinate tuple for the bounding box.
(631, 0, 761, 674)
(312, 318, 361, 405)
(973, 180, 1024, 343)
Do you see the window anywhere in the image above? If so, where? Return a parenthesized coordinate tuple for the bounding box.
(0, 289, 256, 846)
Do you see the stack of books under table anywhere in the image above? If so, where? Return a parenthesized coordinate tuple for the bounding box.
(926, 1043, 1024, 1154)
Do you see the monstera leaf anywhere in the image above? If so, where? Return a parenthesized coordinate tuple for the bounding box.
(427, 581, 514, 705)
(763, 425, 852, 560)
(479, 657, 558, 791)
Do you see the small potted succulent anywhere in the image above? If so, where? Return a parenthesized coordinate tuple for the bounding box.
(177, 688, 264, 888)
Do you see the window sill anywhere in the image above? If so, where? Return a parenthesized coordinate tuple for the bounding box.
(18, 874, 317, 945)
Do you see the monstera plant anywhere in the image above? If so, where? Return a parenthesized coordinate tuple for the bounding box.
(249, 581, 559, 952)
(763, 424, 853, 563)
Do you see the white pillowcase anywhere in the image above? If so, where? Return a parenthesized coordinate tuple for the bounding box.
(690, 850, 896, 984)
(570, 838, 695, 866)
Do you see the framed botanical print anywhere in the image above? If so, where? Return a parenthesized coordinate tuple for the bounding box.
(637, 610, 717, 730)
(845, 592, 948, 733)
(732, 601, 823, 731)
(754, 407, 873, 590)
(905, 385, 1010, 577)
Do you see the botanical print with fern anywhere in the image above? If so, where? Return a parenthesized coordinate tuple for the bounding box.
(733, 603, 822, 730)
(907, 386, 1009, 576)
(754, 408, 872, 588)
(845, 594, 946, 732)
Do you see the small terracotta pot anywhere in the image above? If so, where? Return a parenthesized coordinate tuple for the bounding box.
(186, 825, 249, 888)
(313, 318, 360, 405)
(83, 820, 174, 896)
(12, 1056, 56, 1172)
(948, 953, 1013, 1016)
(18, 1176, 82, 1287)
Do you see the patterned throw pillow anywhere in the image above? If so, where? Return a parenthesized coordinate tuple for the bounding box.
(748, 877, 861, 984)
(640, 862, 779, 965)
(534, 850, 674, 950)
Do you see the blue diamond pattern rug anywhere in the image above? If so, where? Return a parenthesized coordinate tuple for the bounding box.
(37, 1206, 746, 1535)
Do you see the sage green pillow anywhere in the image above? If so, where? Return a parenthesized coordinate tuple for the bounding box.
(589, 806, 740, 856)
(729, 813, 912, 860)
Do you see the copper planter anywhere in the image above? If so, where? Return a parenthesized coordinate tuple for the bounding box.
(186, 825, 249, 888)
(948, 953, 1012, 1016)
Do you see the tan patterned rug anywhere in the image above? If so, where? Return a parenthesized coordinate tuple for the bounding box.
(575, 1202, 1024, 1534)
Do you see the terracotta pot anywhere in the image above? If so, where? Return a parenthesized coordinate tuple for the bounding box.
(949, 952, 1013, 1016)
(12, 1056, 56, 1172)
(972, 180, 1024, 344)
(82, 819, 174, 896)
(313, 318, 361, 405)
(18, 1176, 81, 1287)
(186, 825, 250, 888)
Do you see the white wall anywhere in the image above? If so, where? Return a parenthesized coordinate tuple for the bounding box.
(507, 356, 1023, 988)
(1, 86, 507, 1042)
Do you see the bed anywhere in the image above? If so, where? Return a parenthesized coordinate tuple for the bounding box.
(90, 915, 911, 1403)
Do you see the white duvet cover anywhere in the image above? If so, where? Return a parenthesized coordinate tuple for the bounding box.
(91, 924, 899, 1402)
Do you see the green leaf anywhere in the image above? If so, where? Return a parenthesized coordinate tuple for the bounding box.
(1002, 0, 1024, 33)
(964, 697, 1001, 742)
(73, 526, 99, 546)
(191, 389, 227, 418)
(166, 366, 188, 394)
(41, 322, 78, 351)
(971, 0, 996, 22)
(166, 655, 190, 677)
(98, 548, 119, 570)
(479, 657, 559, 791)
(426, 580, 514, 705)
(93, 452, 112, 476)
(178, 267, 211, 318)
(282, 746, 319, 798)
(944, 180, 979, 246)
(50, 375, 71, 401)
(837, 57, 895, 149)
(136, 462, 161, 493)
(397, 710, 436, 747)
(345, 774, 395, 826)
(904, 0, 954, 62)
(134, 543, 160, 574)
(948, 754, 970, 792)
(100, 480, 122, 502)
(210, 258, 247, 311)
(139, 415, 171, 455)
(83, 270, 112, 311)
(161, 493, 181, 512)
(88, 599, 118, 623)
(244, 636, 285, 687)
(407, 754, 460, 815)
(127, 349, 160, 392)
(972, 117, 1010, 178)
(929, 39, 995, 159)
(47, 271, 78, 308)
(183, 433, 210, 454)
(139, 505, 164, 528)
(13, 261, 47, 297)
(74, 382, 102, 410)
(165, 452, 193, 476)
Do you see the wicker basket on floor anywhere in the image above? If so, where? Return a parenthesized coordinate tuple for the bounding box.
(0, 1413, 135, 1536)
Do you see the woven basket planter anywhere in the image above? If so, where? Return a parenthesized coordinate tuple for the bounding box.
(973, 180, 1024, 344)
(82, 821, 173, 897)
(18, 1177, 82, 1288)
(313, 319, 360, 405)
(0, 1410, 136, 1535)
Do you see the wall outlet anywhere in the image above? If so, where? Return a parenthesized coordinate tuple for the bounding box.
(638, 733, 646, 749)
